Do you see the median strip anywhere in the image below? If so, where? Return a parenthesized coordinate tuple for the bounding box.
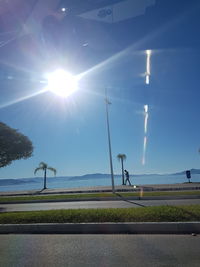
(0, 205, 200, 224)
(0, 191, 200, 203)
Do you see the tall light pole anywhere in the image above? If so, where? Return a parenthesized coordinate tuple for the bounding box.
(105, 89, 115, 193)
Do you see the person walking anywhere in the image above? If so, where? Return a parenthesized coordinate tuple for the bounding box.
(124, 169, 132, 186)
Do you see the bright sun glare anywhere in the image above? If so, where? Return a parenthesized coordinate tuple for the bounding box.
(45, 69, 78, 97)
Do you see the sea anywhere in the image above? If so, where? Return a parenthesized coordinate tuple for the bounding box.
(0, 173, 199, 192)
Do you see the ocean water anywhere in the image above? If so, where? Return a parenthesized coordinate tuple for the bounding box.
(0, 174, 199, 192)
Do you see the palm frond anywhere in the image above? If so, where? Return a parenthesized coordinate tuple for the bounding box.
(39, 162, 48, 169)
(117, 154, 126, 161)
(47, 167, 56, 176)
(34, 167, 43, 175)
(117, 154, 122, 160)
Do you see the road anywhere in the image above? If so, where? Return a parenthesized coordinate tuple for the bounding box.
(0, 234, 199, 267)
(1, 198, 200, 212)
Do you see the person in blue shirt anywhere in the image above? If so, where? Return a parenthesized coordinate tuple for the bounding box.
(124, 169, 131, 186)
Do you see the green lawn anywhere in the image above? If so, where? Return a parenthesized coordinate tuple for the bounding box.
(0, 190, 200, 203)
(0, 205, 200, 224)
(0, 192, 116, 203)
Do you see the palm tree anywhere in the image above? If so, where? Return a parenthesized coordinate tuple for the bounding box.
(117, 154, 126, 185)
(34, 162, 56, 190)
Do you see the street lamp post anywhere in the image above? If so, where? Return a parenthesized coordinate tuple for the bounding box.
(105, 90, 115, 193)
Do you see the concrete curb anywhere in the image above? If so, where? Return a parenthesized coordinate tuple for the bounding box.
(1, 195, 200, 205)
(0, 222, 200, 234)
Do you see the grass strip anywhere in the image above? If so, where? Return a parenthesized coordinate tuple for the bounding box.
(0, 193, 116, 203)
(0, 190, 200, 203)
(0, 205, 200, 224)
(121, 191, 200, 197)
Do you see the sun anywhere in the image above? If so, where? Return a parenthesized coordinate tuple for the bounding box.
(45, 69, 78, 97)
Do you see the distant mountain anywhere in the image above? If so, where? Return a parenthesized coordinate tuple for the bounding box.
(0, 169, 199, 186)
(172, 169, 200, 175)
(67, 173, 121, 181)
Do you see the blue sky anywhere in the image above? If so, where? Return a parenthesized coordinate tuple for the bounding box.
(0, 0, 200, 178)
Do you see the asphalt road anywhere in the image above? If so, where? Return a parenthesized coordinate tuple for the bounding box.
(0, 234, 199, 267)
(1, 199, 200, 212)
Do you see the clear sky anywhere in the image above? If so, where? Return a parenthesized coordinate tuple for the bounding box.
(0, 0, 200, 178)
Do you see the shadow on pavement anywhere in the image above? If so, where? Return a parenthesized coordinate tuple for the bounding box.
(32, 189, 45, 195)
(0, 207, 6, 212)
(115, 193, 146, 207)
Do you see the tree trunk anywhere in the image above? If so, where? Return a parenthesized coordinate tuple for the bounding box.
(121, 159, 125, 185)
(43, 168, 47, 189)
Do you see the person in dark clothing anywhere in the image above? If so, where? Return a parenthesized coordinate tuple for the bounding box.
(124, 169, 132, 186)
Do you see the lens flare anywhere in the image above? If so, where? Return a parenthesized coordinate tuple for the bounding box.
(144, 104, 149, 134)
(146, 75, 150, 85)
(142, 104, 149, 165)
(45, 69, 78, 98)
(142, 136, 147, 165)
(142, 50, 152, 164)
(145, 49, 151, 84)
(144, 104, 148, 113)
(0, 89, 47, 109)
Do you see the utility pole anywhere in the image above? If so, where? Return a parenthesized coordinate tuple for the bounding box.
(105, 89, 115, 193)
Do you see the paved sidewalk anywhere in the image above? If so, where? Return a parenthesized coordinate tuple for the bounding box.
(0, 183, 200, 197)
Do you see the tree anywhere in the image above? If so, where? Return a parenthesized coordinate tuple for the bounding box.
(117, 154, 127, 185)
(0, 122, 33, 168)
(34, 162, 56, 190)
